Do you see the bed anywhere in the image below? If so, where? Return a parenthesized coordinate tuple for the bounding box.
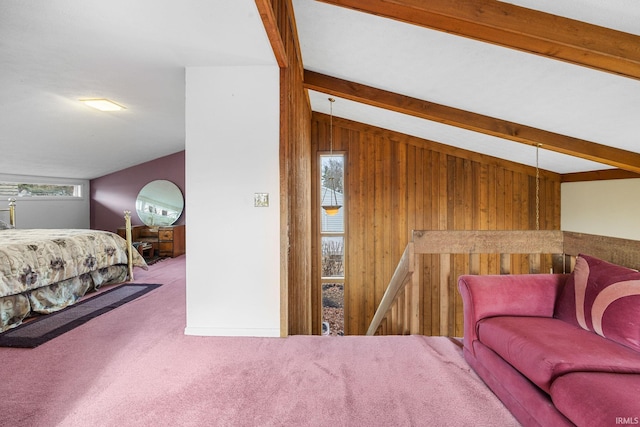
(0, 200, 147, 332)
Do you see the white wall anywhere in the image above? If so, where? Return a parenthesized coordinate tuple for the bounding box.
(0, 173, 90, 229)
(184, 65, 281, 337)
(561, 178, 640, 240)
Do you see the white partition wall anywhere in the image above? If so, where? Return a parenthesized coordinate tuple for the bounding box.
(184, 65, 281, 337)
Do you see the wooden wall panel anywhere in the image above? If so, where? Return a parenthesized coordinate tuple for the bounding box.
(312, 113, 561, 335)
(264, 0, 313, 335)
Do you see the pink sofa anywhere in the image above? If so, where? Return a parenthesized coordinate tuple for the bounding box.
(458, 254, 640, 427)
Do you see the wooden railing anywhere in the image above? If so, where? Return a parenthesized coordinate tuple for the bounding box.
(367, 230, 640, 336)
(366, 242, 420, 336)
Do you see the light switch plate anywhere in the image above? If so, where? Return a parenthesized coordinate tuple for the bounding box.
(254, 193, 269, 207)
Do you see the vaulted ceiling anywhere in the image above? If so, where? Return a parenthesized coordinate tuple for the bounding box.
(293, 0, 640, 179)
(1, 0, 639, 180)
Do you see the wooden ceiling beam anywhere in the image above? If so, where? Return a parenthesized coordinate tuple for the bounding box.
(304, 70, 640, 173)
(255, 0, 289, 67)
(561, 169, 640, 183)
(316, 0, 640, 81)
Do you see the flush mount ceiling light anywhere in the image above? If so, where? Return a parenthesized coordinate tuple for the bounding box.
(80, 98, 126, 111)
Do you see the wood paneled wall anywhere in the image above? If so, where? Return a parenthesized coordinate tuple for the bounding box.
(312, 113, 561, 336)
(261, 0, 313, 335)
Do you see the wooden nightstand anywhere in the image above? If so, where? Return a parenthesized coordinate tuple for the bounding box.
(158, 225, 185, 257)
(117, 224, 185, 258)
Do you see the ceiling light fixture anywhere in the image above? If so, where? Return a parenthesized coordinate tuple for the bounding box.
(321, 97, 342, 216)
(80, 98, 126, 111)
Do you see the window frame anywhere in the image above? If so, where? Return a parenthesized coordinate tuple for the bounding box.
(318, 151, 347, 336)
(0, 175, 86, 201)
(318, 152, 346, 284)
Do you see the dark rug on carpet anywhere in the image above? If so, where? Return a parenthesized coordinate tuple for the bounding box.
(0, 283, 161, 348)
(145, 256, 168, 266)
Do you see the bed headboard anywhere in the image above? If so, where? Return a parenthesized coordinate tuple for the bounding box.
(0, 198, 16, 229)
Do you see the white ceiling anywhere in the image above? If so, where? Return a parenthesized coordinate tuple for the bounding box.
(1, 0, 639, 179)
(0, 0, 274, 179)
(294, 0, 640, 174)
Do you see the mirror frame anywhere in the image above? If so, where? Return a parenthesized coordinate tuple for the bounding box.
(135, 180, 184, 227)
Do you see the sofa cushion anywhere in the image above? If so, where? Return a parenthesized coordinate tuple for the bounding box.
(550, 372, 640, 427)
(477, 316, 640, 393)
(554, 254, 640, 352)
(469, 342, 574, 427)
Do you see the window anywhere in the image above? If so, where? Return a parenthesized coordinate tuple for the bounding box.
(0, 182, 83, 198)
(319, 154, 345, 336)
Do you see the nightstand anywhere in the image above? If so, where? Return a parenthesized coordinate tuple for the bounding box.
(158, 225, 185, 257)
(117, 224, 185, 258)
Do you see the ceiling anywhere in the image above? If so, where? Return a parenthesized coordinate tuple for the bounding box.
(0, 0, 274, 180)
(294, 0, 640, 176)
(1, 1, 639, 180)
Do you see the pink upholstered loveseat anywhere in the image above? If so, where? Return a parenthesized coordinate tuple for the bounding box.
(458, 254, 640, 427)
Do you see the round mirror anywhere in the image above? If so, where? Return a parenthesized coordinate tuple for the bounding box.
(135, 180, 184, 227)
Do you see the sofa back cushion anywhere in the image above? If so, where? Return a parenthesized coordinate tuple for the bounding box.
(555, 254, 640, 352)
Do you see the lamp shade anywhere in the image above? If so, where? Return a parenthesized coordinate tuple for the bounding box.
(322, 205, 341, 216)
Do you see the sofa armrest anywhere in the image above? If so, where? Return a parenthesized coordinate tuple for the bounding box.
(458, 274, 568, 354)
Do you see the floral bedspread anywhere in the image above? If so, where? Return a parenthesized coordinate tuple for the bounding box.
(0, 229, 147, 299)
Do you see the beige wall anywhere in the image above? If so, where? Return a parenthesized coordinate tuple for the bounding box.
(561, 178, 640, 240)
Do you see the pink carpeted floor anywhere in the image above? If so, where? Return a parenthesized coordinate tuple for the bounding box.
(0, 256, 519, 427)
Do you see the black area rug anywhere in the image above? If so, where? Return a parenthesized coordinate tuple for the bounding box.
(0, 283, 161, 348)
(145, 256, 168, 266)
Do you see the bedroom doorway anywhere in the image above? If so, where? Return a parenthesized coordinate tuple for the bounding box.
(319, 153, 345, 336)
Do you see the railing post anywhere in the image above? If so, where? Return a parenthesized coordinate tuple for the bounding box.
(439, 254, 451, 336)
(408, 252, 422, 334)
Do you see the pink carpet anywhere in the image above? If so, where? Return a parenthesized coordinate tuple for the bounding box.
(0, 256, 519, 426)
